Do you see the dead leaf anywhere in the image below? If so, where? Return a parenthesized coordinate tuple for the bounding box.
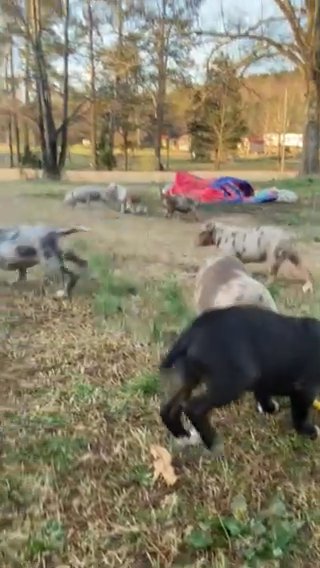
(150, 444, 178, 486)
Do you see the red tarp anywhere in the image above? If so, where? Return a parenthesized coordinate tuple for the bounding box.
(164, 171, 255, 204)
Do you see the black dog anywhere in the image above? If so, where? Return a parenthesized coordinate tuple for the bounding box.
(159, 305, 320, 450)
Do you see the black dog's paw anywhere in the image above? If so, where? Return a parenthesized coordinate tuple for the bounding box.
(297, 424, 320, 440)
(256, 399, 280, 414)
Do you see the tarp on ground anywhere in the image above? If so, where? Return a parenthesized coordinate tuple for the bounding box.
(164, 171, 278, 204)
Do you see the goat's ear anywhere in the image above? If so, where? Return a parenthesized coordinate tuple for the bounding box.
(201, 220, 214, 232)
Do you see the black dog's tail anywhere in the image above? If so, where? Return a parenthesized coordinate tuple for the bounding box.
(159, 325, 197, 400)
(159, 328, 190, 371)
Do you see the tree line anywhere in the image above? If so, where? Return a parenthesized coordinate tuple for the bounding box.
(0, 0, 319, 178)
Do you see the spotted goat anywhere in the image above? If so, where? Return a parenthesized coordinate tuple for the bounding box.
(197, 221, 313, 293)
(0, 224, 90, 298)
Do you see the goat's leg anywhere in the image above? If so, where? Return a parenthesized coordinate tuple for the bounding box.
(60, 265, 79, 298)
(192, 207, 200, 222)
(54, 246, 80, 299)
(266, 256, 283, 286)
(286, 251, 313, 293)
(63, 249, 88, 270)
(17, 267, 27, 282)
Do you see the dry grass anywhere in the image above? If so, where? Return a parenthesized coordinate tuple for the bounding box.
(0, 179, 320, 567)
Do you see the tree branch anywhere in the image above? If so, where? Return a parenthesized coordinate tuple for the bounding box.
(273, 0, 307, 56)
(56, 100, 87, 135)
(196, 15, 305, 68)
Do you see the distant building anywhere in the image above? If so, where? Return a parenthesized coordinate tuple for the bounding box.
(161, 134, 191, 152)
(238, 136, 265, 155)
(264, 132, 303, 149)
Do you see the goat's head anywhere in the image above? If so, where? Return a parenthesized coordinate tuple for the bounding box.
(197, 221, 216, 246)
(64, 192, 76, 206)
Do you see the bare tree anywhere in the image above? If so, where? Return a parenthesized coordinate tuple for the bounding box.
(199, 1, 320, 175)
(8, 37, 21, 164)
(4, 54, 14, 167)
(86, 0, 98, 169)
(22, 0, 31, 159)
(2, 0, 84, 179)
(141, 0, 204, 170)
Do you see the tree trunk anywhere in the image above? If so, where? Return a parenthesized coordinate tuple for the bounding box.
(30, 0, 70, 179)
(8, 119, 14, 168)
(300, 77, 320, 176)
(23, 0, 31, 157)
(300, 0, 320, 177)
(87, 0, 98, 169)
(23, 59, 31, 156)
(215, 137, 223, 169)
(280, 88, 288, 174)
(154, 1, 166, 172)
(124, 135, 129, 171)
(58, 0, 70, 171)
(9, 40, 21, 164)
(165, 136, 170, 169)
(5, 55, 14, 167)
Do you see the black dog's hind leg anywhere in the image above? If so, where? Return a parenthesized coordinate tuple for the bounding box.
(254, 390, 280, 414)
(160, 358, 202, 445)
(184, 376, 246, 450)
(290, 390, 319, 439)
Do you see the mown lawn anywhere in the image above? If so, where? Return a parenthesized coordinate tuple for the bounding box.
(0, 177, 319, 567)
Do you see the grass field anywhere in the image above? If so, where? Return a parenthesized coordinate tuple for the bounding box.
(0, 177, 320, 567)
(0, 143, 300, 172)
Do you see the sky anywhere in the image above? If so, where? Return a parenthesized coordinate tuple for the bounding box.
(193, 0, 289, 78)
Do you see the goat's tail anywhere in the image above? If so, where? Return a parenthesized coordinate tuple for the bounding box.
(56, 226, 91, 237)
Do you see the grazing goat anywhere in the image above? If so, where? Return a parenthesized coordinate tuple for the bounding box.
(159, 305, 320, 450)
(64, 185, 109, 207)
(197, 221, 313, 293)
(64, 183, 146, 214)
(0, 224, 90, 298)
(105, 183, 146, 214)
(162, 192, 200, 221)
(194, 255, 278, 314)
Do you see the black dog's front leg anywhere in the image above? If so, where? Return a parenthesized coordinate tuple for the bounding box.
(184, 393, 217, 450)
(160, 398, 190, 440)
(290, 391, 319, 439)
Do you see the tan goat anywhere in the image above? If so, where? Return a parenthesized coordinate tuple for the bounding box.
(194, 255, 278, 315)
